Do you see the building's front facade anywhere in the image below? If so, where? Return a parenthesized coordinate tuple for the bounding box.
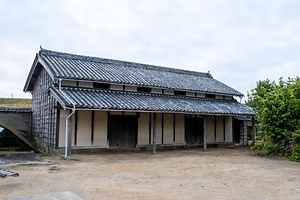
(24, 48, 254, 155)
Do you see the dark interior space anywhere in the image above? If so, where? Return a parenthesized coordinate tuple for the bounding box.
(185, 117, 204, 144)
(108, 115, 138, 147)
(0, 127, 31, 151)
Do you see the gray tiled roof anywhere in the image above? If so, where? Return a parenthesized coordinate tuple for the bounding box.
(50, 86, 254, 116)
(35, 49, 243, 96)
(0, 107, 32, 113)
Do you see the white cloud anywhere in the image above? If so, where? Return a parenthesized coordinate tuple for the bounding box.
(0, 0, 299, 100)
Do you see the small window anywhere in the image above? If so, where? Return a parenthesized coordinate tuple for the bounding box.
(137, 87, 151, 93)
(205, 93, 216, 99)
(174, 90, 186, 96)
(93, 82, 110, 89)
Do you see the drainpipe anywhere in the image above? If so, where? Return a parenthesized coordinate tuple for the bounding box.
(59, 79, 76, 160)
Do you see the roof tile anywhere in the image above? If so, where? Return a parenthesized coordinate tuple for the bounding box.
(50, 86, 254, 116)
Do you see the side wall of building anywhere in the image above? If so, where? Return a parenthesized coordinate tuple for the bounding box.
(58, 111, 234, 149)
(32, 67, 58, 150)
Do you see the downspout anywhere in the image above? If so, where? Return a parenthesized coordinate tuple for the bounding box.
(59, 79, 76, 160)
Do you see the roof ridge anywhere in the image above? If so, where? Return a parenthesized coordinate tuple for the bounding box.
(39, 48, 213, 78)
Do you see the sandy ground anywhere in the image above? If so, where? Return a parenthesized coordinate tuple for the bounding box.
(0, 148, 299, 200)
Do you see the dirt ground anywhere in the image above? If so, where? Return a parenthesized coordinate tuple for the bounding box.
(0, 148, 299, 200)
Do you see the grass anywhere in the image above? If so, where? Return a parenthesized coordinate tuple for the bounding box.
(0, 98, 32, 108)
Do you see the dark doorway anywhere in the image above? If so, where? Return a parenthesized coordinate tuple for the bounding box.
(185, 117, 204, 144)
(108, 115, 137, 147)
(233, 118, 242, 144)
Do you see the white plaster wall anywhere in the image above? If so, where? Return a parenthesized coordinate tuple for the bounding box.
(110, 84, 123, 91)
(216, 95, 223, 99)
(175, 114, 185, 144)
(151, 88, 162, 94)
(110, 111, 123, 115)
(196, 93, 205, 98)
(155, 113, 162, 144)
(138, 113, 150, 145)
(58, 109, 75, 147)
(216, 116, 224, 142)
(61, 80, 76, 87)
(93, 111, 108, 147)
(206, 116, 215, 143)
(125, 85, 137, 92)
(225, 116, 233, 142)
(224, 96, 233, 100)
(163, 114, 173, 144)
(77, 110, 92, 146)
(164, 89, 174, 95)
(58, 109, 67, 147)
(124, 112, 136, 116)
(186, 92, 195, 97)
(78, 81, 93, 88)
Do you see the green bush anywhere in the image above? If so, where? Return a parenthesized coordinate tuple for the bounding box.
(247, 77, 300, 162)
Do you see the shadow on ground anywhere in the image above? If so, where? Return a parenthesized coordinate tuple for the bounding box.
(0, 151, 44, 165)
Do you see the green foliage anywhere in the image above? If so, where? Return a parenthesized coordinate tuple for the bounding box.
(247, 77, 300, 161)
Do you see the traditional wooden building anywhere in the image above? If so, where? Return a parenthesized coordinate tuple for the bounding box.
(24, 48, 254, 158)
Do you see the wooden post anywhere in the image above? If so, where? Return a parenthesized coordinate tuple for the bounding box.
(203, 117, 207, 151)
(251, 117, 256, 146)
(153, 113, 157, 154)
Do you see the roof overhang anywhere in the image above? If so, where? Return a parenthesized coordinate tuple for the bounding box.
(49, 86, 255, 116)
(23, 54, 56, 92)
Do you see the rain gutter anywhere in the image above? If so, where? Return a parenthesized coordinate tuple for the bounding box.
(59, 79, 76, 160)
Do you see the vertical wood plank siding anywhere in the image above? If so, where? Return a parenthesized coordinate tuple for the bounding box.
(32, 67, 57, 149)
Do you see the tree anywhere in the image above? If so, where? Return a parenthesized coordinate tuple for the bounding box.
(247, 77, 300, 161)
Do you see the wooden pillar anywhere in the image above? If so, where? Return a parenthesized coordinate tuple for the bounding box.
(203, 117, 207, 151)
(251, 117, 256, 146)
(153, 113, 157, 154)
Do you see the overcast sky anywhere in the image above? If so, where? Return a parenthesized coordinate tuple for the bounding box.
(0, 0, 299, 101)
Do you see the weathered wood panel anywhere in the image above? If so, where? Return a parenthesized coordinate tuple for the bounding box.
(77, 110, 92, 146)
(175, 114, 184, 144)
(138, 112, 150, 145)
(163, 113, 173, 144)
(93, 111, 108, 147)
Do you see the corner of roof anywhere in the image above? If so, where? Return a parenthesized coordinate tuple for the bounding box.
(23, 53, 39, 92)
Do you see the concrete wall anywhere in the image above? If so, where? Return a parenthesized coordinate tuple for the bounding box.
(175, 114, 185, 144)
(77, 110, 92, 146)
(138, 113, 150, 145)
(206, 116, 215, 143)
(93, 111, 107, 147)
(163, 114, 173, 144)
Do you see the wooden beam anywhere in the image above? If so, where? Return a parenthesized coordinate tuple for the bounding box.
(153, 113, 157, 154)
(203, 117, 207, 151)
(251, 117, 256, 146)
